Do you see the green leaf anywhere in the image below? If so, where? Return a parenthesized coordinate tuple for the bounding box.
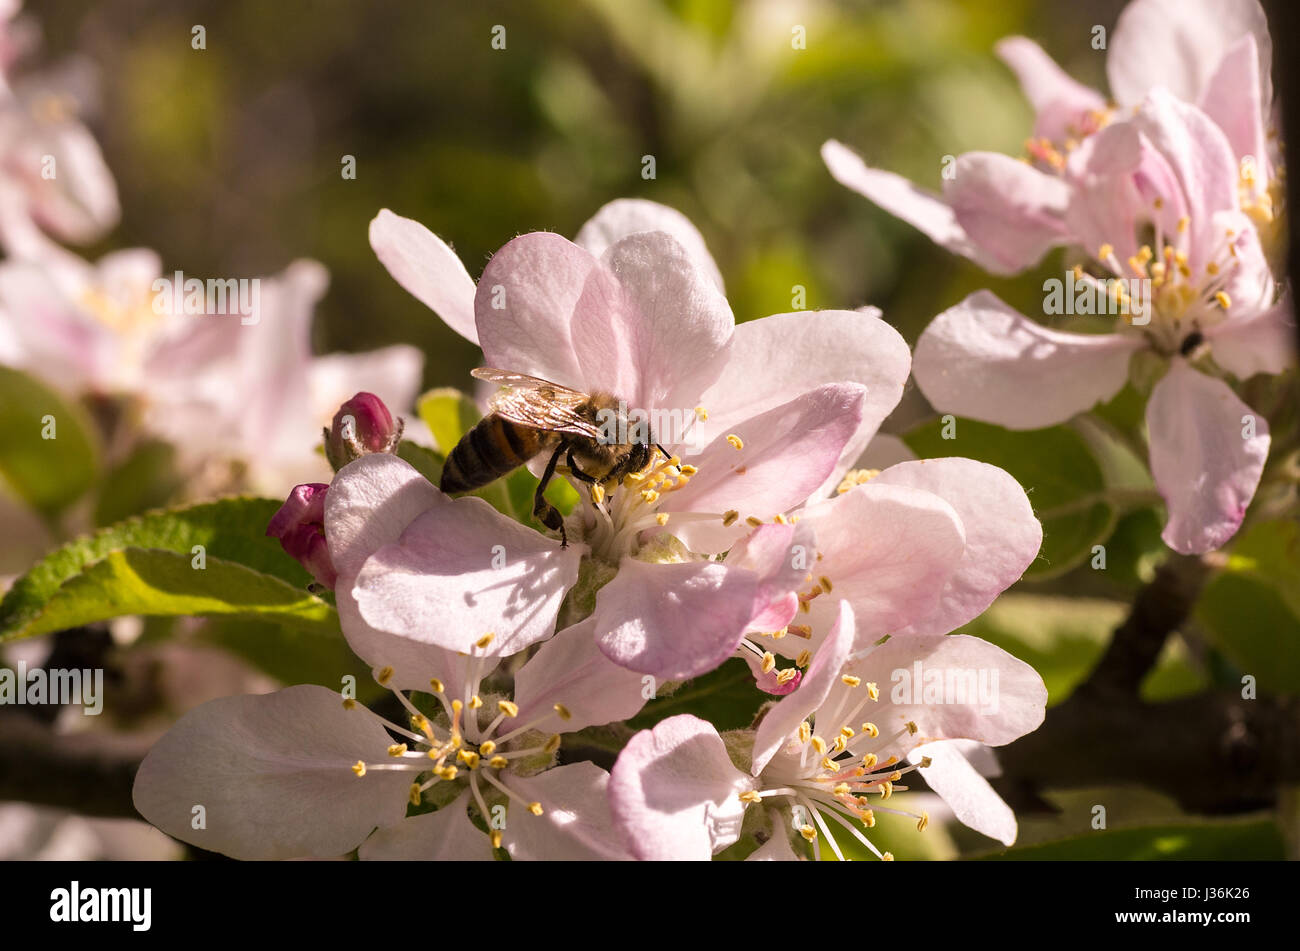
(1222, 518, 1300, 620)
(973, 817, 1285, 860)
(904, 418, 1116, 579)
(1196, 572, 1300, 694)
(0, 496, 319, 642)
(396, 439, 443, 485)
(201, 617, 376, 698)
(12, 548, 337, 639)
(417, 387, 481, 454)
(628, 658, 765, 732)
(0, 366, 100, 518)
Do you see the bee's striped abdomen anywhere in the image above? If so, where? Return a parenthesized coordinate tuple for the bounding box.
(440, 414, 545, 494)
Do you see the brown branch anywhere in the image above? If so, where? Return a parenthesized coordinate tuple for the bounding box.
(0, 710, 148, 819)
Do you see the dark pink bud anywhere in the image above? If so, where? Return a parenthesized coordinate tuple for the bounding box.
(324, 391, 402, 471)
(267, 483, 336, 588)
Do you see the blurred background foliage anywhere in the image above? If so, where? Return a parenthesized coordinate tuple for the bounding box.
(20, 0, 1295, 859)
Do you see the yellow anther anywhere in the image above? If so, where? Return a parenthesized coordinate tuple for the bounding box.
(831, 736, 847, 754)
(773, 513, 788, 525)
(479, 740, 497, 756)
(746, 516, 763, 527)
(917, 811, 930, 832)
(888, 769, 902, 782)
(528, 802, 544, 816)
(726, 434, 744, 450)
(788, 625, 812, 639)
(543, 734, 562, 754)
(409, 784, 422, 806)
(412, 714, 432, 738)
(882, 851, 894, 861)
(438, 765, 459, 781)
(796, 650, 812, 668)
(590, 483, 606, 505)
(476, 632, 495, 650)
(884, 754, 898, 766)
(862, 753, 878, 769)
(375, 666, 394, 686)
(694, 406, 709, 421)
(1177, 216, 1189, 233)
(452, 699, 463, 714)
(821, 756, 838, 771)
(469, 695, 484, 710)
(833, 782, 851, 796)
(811, 735, 827, 754)
(761, 652, 776, 674)
(457, 750, 481, 769)
(655, 513, 670, 526)
(905, 721, 918, 735)
(387, 743, 408, 757)
(800, 825, 817, 842)
(863, 722, 879, 738)
(862, 810, 876, 828)
(920, 756, 932, 768)
(1207, 261, 1220, 275)
(866, 682, 879, 701)
(722, 510, 739, 527)
(798, 721, 812, 744)
(776, 668, 798, 685)
(641, 489, 661, 504)
(351, 761, 366, 777)
(680, 464, 698, 477)
(341, 698, 357, 710)
(880, 781, 894, 800)
(840, 725, 856, 739)
(491, 830, 503, 849)
(554, 703, 573, 721)
(819, 576, 833, 593)
(1097, 243, 1113, 261)
(429, 678, 445, 694)
(1215, 291, 1232, 309)
(842, 675, 861, 688)
(739, 790, 762, 804)
(488, 755, 509, 769)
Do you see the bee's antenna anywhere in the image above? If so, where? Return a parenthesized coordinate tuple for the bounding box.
(655, 442, 672, 460)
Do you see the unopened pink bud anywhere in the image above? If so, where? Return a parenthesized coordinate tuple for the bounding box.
(267, 483, 336, 588)
(325, 391, 403, 471)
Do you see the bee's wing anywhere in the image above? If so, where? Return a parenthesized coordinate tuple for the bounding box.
(473, 367, 605, 438)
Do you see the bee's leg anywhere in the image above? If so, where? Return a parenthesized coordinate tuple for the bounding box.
(565, 448, 598, 485)
(535, 444, 568, 547)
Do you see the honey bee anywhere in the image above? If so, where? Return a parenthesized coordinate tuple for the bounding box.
(440, 368, 658, 546)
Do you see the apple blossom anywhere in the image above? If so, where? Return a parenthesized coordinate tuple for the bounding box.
(911, 91, 1289, 554)
(608, 601, 1048, 860)
(132, 619, 646, 861)
(822, 0, 1280, 273)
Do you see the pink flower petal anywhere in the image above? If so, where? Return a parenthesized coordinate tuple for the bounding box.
(752, 600, 855, 775)
(608, 714, 754, 860)
(910, 740, 1017, 846)
(593, 559, 758, 680)
(945, 152, 1071, 274)
(1147, 360, 1269, 554)
(353, 495, 582, 656)
(572, 230, 733, 416)
(369, 209, 479, 344)
(694, 308, 911, 498)
(475, 232, 593, 388)
(574, 198, 724, 292)
(132, 685, 410, 860)
(511, 619, 650, 734)
(502, 761, 635, 860)
(670, 382, 866, 554)
(822, 140, 1029, 276)
(913, 290, 1141, 430)
(995, 36, 1107, 144)
(1199, 34, 1271, 176)
(1206, 293, 1296, 378)
(872, 459, 1042, 636)
(1108, 0, 1272, 109)
(359, 792, 493, 861)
